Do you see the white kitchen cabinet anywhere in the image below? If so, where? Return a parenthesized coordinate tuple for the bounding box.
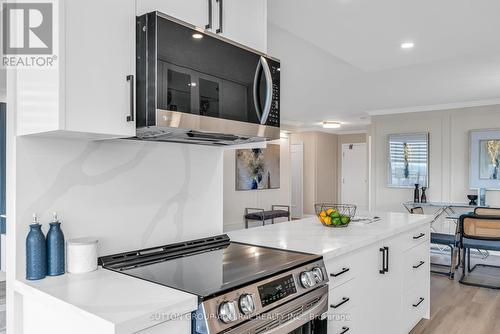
(136, 0, 211, 29)
(325, 224, 431, 334)
(218, 0, 267, 52)
(138, 317, 191, 333)
(16, 0, 136, 138)
(137, 0, 268, 53)
(372, 237, 405, 334)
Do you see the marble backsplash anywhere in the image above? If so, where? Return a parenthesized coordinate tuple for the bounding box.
(15, 137, 224, 278)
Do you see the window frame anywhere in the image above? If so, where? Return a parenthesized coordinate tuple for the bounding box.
(386, 132, 430, 189)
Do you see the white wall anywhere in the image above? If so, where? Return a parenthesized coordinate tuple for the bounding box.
(370, 104, 500, 212)
(14, 138, 224, 279)
(0, 68, 5, 102)
(223, 138, 291, 231)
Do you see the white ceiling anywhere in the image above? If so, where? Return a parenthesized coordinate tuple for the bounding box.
(268, 0, 500, 131)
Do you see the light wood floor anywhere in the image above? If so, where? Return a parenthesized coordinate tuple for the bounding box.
(410, 254, 500, 334)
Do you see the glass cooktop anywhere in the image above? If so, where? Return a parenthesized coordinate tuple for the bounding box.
(118, 242, 319, 298)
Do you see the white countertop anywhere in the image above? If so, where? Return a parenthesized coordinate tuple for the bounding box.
(15, 268, 198, 334)
(228, 212, 433, 260)
(14, 211, 431, 333)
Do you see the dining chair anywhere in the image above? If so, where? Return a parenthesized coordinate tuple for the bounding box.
(474, 207, 500, 216)
(473, 207, 500, 257)
(459, 214, 500, 289)
(411, 207, 459, 279)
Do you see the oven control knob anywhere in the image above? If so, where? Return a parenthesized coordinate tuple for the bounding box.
(312, 267, 324, 282)
(239, 294, 256, 315)
(218, 301, 238, 324)
(300, 271, 317, 288)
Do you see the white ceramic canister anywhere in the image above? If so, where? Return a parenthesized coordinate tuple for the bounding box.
(66, 238, 98, 274)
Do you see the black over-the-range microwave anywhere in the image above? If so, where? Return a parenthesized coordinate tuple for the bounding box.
(135, 11, 281, 145)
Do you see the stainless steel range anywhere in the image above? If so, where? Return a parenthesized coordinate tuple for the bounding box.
(99, 235, 328, 334)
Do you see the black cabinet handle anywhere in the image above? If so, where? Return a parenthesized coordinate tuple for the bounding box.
(205, 0, 212, 29)
(413, 233, 425, 240)
(126, 75, 134, 122)
(412, 297, 425, 307)
(216, 0, 223, 33)
(384, 246, 389, 273)
(379, 248, 385, 274)
(330, 267, 350, 278)
(339, 327, 350, 334)
(330, 297, 350, 309)
(413, 260, 425, 269)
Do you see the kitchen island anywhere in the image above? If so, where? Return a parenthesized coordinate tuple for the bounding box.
(229, 212, 433, 334)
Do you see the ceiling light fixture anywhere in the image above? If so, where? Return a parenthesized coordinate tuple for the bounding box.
(322, 121, 341, 129)
(400, 41, 414, 49)
(192, 33, 204, 39)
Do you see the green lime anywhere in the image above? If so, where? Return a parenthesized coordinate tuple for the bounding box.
(331, 212, 340, 219)
(333, 218, 341, 225)
(341, 216, 350, 225)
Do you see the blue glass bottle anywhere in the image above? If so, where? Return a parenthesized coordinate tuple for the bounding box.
(26, 214, 47, 280)
(47, 213, 65, 276)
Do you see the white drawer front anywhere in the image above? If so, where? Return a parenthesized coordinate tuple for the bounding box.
(402, 285, 429, 333)
(138, 317, 191, 333)
(325, 253, 360, 289)
(403, 242, 430, 290)
(327, 307, 357, 334)
(328, 279, 357, 314)
(403, 225, 430, 251)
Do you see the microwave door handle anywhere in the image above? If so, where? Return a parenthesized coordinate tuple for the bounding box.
(253, 59, 263, 122)
(260, 57, 273, 125)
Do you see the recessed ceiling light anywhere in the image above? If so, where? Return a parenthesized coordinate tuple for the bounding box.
(192, 33, 204, 39)
(322, 121, 341, 129)
(400, 42, 414, 49)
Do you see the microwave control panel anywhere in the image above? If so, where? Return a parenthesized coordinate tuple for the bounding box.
(267, 63, 280, 128)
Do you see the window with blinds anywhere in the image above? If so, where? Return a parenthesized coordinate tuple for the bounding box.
(388, 133, 429, 187)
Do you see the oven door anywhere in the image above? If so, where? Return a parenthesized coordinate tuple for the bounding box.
(224, 285, 328, 334)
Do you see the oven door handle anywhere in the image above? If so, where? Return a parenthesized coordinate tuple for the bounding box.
(253, 56, 273, 125)
(265, 293, 328, 334)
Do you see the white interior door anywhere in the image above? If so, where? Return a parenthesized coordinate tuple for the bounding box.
(341, 143, 368, 210)
(291, 143, 304, 219)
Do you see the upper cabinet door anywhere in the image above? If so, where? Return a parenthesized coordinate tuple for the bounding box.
(137, 0, 268, 53)
(137, 0, 211, 29)
(65, 0, 136, 137)
(217, 0, 267, 53)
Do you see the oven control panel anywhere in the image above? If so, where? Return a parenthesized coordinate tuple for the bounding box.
(258, 274, 297, 307)
(201, 259, 328, 334)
